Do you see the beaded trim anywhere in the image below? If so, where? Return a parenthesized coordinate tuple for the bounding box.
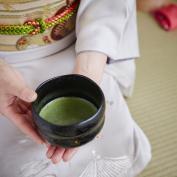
(0, 0, 79, 35)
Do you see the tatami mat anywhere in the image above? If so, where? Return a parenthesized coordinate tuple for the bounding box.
(127, 12, 177, 177)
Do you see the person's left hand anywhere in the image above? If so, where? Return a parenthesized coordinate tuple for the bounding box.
(46, 51, 107, 164)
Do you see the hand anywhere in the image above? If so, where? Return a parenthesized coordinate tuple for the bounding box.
(0, 59, 43, 144)
(0, 59, 77, 164)
(47, 52, 107, 164)
(46, 144, 78, 164)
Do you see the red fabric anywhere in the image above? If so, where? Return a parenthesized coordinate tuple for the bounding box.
(153, 4, 177, 31)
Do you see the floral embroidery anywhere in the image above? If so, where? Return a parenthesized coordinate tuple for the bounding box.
(16, 34, 52, 50)
(2, 3, 14, 10)
(51, 8, 76, 41)
(43, 36, 51, 44)
(79, 153, 132, 177)
(16, 36, 30, 50)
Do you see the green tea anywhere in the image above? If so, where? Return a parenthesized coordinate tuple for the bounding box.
(39, 97, 97, 125)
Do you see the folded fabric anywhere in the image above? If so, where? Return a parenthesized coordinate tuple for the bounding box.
(152, 4, 177, 31)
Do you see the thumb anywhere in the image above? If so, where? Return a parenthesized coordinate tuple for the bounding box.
(14, 86, 37, 102)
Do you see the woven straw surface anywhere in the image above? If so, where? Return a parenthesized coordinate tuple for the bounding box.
(127, 11, 177, 177)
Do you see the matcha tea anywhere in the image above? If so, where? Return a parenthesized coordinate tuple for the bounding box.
(39, 97, 97, 125)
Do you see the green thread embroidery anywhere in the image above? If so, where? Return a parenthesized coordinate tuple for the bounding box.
(0, 0, 78, 35)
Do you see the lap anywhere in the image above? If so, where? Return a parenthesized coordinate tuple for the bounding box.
(0, 46, 150, 177)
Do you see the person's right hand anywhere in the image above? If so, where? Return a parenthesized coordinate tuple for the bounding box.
(0, 59, 44, 144)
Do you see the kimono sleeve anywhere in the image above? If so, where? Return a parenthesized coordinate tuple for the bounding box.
(75, 0, 139, 61)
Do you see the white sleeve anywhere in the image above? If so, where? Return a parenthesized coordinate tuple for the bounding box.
(75, 0, 139, 61)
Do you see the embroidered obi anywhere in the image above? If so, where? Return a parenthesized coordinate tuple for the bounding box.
(0, 0, 79, 52)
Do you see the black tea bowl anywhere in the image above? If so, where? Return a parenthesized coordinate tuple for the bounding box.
(32, 74, 105, 148)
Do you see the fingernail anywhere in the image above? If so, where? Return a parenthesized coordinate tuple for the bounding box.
(63, 154, 72, 162)
(27, 92, 37, 102)
(63, 151, 75, 162)
(47, 150, 53, 159)
(23, 87, 37, 102)
(47, 146, 55, 159)
(52, 156, 61, 164)
(63, 157, 69, 162)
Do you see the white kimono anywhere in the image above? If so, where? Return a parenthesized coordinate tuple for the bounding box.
(0, 0, 151, 177)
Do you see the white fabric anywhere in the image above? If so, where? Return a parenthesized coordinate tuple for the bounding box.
(0, 32, 76, 62)
(0, 45, 151, 177)
(76, 0, 139, 60)
(0, 0, 139, 61)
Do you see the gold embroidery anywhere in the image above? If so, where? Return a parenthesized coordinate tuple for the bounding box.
(0, 4, 64, 23)
(0, 1, 66, 12)
(0, 0, 45, 4)
(16, 36, 29, 50)
(0, 0, 78, 51)
(0, 44, 17, 51)
(16, 33, 49, 50)
(2, 3, 13, 10)
(42, 5, 53, 19)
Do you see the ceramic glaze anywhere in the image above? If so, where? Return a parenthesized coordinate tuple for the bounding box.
(32, 74, 105, 147)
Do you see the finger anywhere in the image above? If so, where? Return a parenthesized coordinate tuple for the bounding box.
(46, 145, 57, 159)
(4, 108, 44, 144)
(18, 99, 32, 109)
(11, 86, 37, 103)
(19, 87, 37, 102)
(15, 100, 30, 114)
(17, 100, 31, 113)
(27, 110, 33, 119)
(62, 148, 78, 162)
(26, 111, 37, 129)
(51, 146, 65, 164)
(14, 100, 36, 128)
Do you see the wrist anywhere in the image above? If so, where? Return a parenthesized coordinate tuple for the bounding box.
(73, 52, 107, 84)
